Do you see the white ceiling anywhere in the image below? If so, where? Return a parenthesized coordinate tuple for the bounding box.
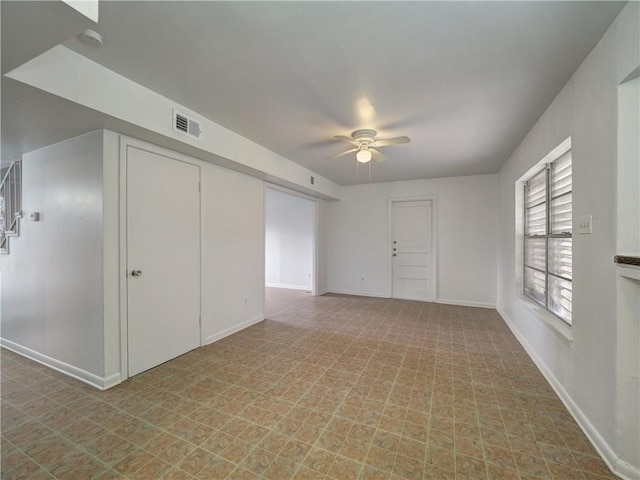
(2, 1, 626, 184)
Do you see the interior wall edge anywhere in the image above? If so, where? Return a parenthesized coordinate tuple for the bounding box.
(102, 129, 121, 380)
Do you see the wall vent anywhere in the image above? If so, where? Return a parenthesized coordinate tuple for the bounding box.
(172, 109, 202, 140)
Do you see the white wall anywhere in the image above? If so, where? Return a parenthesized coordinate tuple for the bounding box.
(119, 135, 268, 349)
(316, 199, 329, 295)
(327, 174, 498, 307)
(0, 131, 106, 383)
(201, 161, 265, 345)
(265, 188, 314, 290)
(496, 3, 639, 478)
(0, 130, 271, 387)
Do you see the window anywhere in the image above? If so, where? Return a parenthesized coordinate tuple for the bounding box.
(523, 147, 572, 325)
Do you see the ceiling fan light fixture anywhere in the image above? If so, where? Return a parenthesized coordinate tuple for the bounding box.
(330, 128, 409, 165)
(356, 148, 372, 163)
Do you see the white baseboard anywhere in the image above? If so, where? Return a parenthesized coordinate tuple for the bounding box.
(437, 298, 496, 309)
(616, 459, 640, 480)
(0, 338, 121, 391)
(265, 283, 311, 291)
(315, 289, 328, 296)
(204, 314, 264, 346)
(327, 289, 389, 298)
(103, 372, 123, 390)
(497, 307, 639, 480)
(326, 290, 495, 309)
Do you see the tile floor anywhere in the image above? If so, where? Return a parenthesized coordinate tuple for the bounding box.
(1, 289, 618, 479)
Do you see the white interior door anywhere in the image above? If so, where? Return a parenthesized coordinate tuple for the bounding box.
(391, 200, 433, 301)
(126, 146, 200, 377)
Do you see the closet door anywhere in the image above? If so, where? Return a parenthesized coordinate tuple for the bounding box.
(126, 145, 200, 377)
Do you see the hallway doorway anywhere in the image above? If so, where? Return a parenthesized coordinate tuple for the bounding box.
(264, 186, 317, 304)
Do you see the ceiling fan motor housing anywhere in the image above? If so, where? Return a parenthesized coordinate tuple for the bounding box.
(352, 129, 377, 145)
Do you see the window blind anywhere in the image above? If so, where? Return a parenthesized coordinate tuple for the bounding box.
(523, 148, 572, 325)
(524, 167, 547, 307)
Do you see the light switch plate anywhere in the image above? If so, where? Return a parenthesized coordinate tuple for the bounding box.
(578, 215, 592, 234)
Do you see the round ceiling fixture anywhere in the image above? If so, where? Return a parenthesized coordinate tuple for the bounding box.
(77, 29, 103, 48)
(356, 146, 372, 163)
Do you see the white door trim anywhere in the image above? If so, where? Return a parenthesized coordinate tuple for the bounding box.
(264, 183, 318, 296)
(118, 135, 203, 380)
(388, 196, 438, 302)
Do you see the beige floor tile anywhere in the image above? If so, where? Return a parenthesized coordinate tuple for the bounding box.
(0, 289, 618, 480)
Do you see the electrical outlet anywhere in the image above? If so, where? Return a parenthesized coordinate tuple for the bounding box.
(244, 297, 248, 305)
(578, 215, 593, 234)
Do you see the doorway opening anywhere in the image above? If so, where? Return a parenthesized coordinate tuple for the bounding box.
(264, 186, 317, 316)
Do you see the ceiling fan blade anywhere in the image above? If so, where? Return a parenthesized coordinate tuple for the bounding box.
(334, 135, 359, 146)
(371, 148, 387, 163)
(304, 138, 344, 149)
(328, 148, 358, 160)
(372, 136, 411, 148)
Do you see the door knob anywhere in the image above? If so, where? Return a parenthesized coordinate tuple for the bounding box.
(131, 270, 143, 277)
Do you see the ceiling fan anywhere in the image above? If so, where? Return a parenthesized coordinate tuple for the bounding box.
(329, 129, 411, 163)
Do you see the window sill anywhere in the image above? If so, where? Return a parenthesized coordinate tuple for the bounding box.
(516, 294, 574, 347)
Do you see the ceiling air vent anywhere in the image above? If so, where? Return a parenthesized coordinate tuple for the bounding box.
(172, 109, 202, 140)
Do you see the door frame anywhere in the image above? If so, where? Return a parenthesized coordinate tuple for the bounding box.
(263, 183, 318, 297)
(388, 196, 438, 301)
(118, 136, 202, 380)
